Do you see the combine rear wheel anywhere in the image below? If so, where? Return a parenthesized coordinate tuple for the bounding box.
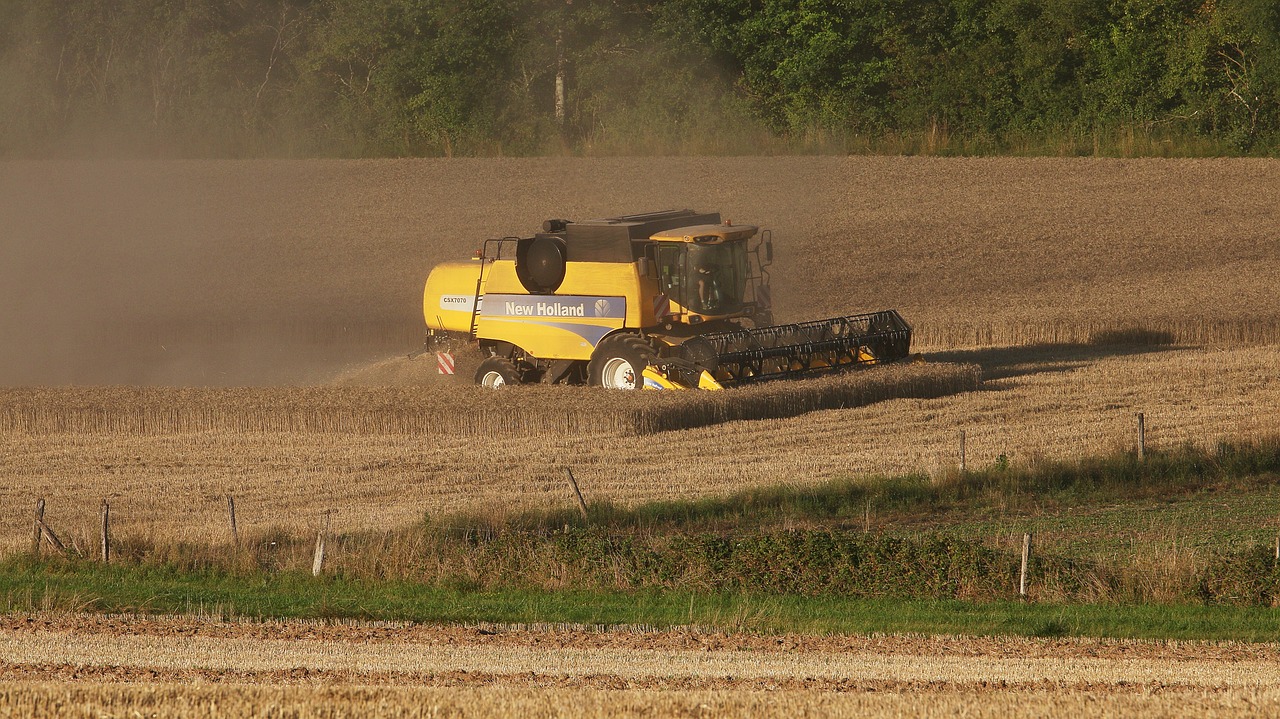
(475, 357, 522, 388)
(588, 335, 654, 390)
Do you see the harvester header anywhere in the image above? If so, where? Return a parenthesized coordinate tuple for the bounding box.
(420, 210, 910, 389)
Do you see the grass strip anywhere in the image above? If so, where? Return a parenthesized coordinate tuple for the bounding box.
(472, 439, 1280, 534)
(56, 440, 1280, 608)
(2, 560, 1279, 641)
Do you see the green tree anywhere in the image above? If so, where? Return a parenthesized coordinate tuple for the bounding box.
(666, 0, 898, 134)
(1190, 0, 1280, 150)
(1085, 0, 1201, 125)
(304, 0, 518, 156)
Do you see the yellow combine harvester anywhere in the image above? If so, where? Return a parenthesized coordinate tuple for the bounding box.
(421, 210, 910, 389)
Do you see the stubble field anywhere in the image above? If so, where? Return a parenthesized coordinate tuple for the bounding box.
(3, 157, 1280, 716)
(2, 614, 1280, 718)
(3, 156, 1279, 385)
(1, 157, 1278, 546)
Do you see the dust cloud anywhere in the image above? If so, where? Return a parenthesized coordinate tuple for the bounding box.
(0, 161, 419, 386)
(0, 157, 821, 386)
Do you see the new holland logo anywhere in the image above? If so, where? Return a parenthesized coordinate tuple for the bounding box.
(593, 299, 613, 317)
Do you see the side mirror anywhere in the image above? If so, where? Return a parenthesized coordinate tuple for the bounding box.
(765, 240, 774, 263)
(637, 256, 650, 277)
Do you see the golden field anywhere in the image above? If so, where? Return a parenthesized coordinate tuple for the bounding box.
(2, 157, 1279, 385)
(3, 157, 1280, 716)
(0, 363, 979, 437)
(0, 344, 1277, 553)
(2, 158, 1276, 546)
(2, 615, 1280, 718)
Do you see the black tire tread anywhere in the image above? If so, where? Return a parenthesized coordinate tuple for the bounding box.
(475, 356, 522, 387)
(587, 334, 654, 389)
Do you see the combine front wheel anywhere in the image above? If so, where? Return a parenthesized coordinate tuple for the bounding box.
(588, 335, 654, 390)
(475, 357, 521, 388)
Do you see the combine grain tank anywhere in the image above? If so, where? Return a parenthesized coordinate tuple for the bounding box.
(419, 210, 911, 389)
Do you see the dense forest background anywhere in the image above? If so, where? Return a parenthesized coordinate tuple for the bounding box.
(1, 0, 1277, 157)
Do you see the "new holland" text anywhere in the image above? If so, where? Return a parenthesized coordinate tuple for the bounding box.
(505, 301, 584, 317)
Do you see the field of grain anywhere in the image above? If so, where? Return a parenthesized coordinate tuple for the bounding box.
(3, 157, 1277, 542)
(1, 344, 1276, 554)
(0, 363, 978, 437)
(3, 157, 1280, 714)
(1, 615, 1278, 718)
(3, 157, 1279, 385)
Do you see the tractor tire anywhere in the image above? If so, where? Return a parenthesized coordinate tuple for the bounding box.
(588, 334, 654, 390)
(475, 356, 522, 388)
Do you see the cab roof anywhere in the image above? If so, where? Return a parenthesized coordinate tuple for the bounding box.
(649, 223, 759, 243)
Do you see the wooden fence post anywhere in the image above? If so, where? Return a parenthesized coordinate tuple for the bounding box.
(959, 430, 967, 472)
(564, 467, 590, 522)
(1019, 533, 1032, 598)
(31, 499, 45, 557)
(40, 524, 66, 553)
(312, 510, 333, 577)
(227, 495, 239, 547)
(100, 499, 110, 564)
(1137, 413, 1146, 462)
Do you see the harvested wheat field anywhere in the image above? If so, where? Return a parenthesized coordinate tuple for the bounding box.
(3, 157, 1280, 385)
(3, 157, 1280, 717)
(0, 344, 1275, 551)
(1, 614, 1279, 718)
(2, 157, 1279, 554)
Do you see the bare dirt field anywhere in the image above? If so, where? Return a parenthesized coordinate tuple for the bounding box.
(1, 614, 1279, 718)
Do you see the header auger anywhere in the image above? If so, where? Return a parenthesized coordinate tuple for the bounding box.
(420, 210, 911, 389)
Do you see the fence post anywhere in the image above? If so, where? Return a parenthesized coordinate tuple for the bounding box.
(31, 499, 45, 557)
(959, 430, 967, 472)
(1136, 412, 1146, 462)
(100, 499, 110, 564)
(37, 513, 65, 554)
(1019, 533, 1032, 598)
(227, 495, 239, 547)
(312, 510, 333, 577)
(564, 467, 590, 523)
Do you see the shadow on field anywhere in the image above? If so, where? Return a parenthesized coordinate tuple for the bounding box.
(926, 342, 1185, 382)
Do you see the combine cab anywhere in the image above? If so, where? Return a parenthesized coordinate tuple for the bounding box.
(420, 210, 911, 389)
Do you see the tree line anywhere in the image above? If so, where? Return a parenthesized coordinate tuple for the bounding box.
(1, 0, 1276, 157)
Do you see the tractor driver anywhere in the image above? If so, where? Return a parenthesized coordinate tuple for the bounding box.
(695, 262, 720, 312)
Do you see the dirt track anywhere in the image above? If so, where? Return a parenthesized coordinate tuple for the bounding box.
(10, 613, 1280, 660)
(3, 615, 1279, 717)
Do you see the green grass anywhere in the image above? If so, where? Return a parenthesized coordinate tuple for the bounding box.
(457, 441, 1280, 559)
(920, 484, 1280, 561)
(3, 559, 1279, 641)
(9, 441, 1280, 637)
